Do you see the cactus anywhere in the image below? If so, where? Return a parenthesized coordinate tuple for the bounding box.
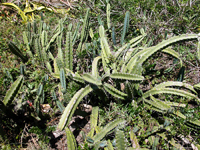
(43, 22, 47, 31)
(88, 107, 99, 137)
(112, 26, 116, 45)
(121, 11, 130, 45)
(20, 65, 25, 75)
(89, 28, 94, 39)
(52, 90, 64, 113)
(140, 81, 200, 128)
(27, 22, 31, 39)
(72, 22, 80, 45)
(56, 57, 64, 70)
(103, 83, 127, 99)
(45, 30, 62, 52)
(41, 30, 48, 48)
(34, 83, 44, 115)
(110, 73, 144, 81)
(58, 85, 93, 130)
(177, 66, 185, 82)
(45, 61, 52, 73)
(99, 25, 111, 72)
(92, 119, 126, 144)
(57, 35, 64, 67)
(54, 58, 60, 74)
(77, 8, 90, 52)
(126, 34, 199, 74)
(22, 31, 32, 55)
(60, 69, 67, 93)
(82, 73, 102, 86)
(106, 3, 111, 29)
(65, 32, 73, 70)
(116, 129, 126, 150)
(8, 41, 28, 63)
(38, 20, 43, 35)
(115, 34, 146, 59)
(33, 20, 37, 34)
(3, 75, 24, 106)
(143, 81, 198, 100)
(107, 140, 114, 150)
(130, 130, 140, 149)
(68, 23, 72, 31)
(35, 36, 42, 61)
(162, 47, 182, 66)
(92, 56, 102, 78)
(65, 127, 77, 150)
(37, 83, 43, 97)
(97, 15, 103, 26)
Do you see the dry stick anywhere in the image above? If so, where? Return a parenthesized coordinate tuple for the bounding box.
(20, 124, 27, 147)
(24, 124, 41, 149)
(60, 0, 74, 9)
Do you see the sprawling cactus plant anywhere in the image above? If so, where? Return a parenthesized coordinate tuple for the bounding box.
(58, 22, 200, 131)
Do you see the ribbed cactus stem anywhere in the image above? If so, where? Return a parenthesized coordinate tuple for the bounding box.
(112, 26, 116, 45)
(41, 30, 47, 48)
(77, 8, 90, 52)
(106, 3, 111, 29)
(35, 36, 42, 61)
(60, 68, 67, 93)
(65, 32, 73, 70)
(57, 35, 64, 68)
(72, 22, 80, 45)
(121, 11, 130, 45)
(8, 42, 28, 63)
(38, 20, 43, 35)
(33, 20, 37, 34)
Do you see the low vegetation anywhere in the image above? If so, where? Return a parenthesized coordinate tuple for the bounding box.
(0, 0, 200, 149)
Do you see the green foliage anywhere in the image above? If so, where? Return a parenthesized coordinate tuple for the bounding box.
(82, 107, 126, 149)
(2, 1, 70, 24)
